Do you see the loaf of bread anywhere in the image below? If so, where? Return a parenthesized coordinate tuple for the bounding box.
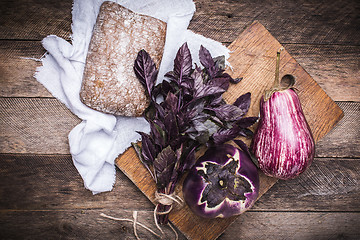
(80, 1, 166, 117)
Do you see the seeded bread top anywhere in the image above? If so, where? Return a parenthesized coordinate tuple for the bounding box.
(80, 1, 166, 117)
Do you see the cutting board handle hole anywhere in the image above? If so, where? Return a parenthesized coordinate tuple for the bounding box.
(281, 74, 296, 88)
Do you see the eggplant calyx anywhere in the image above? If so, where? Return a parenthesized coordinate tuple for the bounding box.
(264, 48, 296, 101)
(196, 157, 253, 209)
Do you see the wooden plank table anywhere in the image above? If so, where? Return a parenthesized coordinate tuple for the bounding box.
(1, 0, 359, 239)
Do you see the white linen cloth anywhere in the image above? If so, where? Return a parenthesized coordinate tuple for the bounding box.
(35, 0, 230, 194)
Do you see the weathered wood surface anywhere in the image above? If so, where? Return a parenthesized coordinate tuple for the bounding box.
(191, 0, 360, 45)
(2, 0, 359, 45)
(0, 0, 359, 239)
(0, 0, 72, 40)
(1, 209, 359, 240)
(1, 154, 359, 212)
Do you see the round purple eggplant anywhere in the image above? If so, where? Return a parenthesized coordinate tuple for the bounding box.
(251, 88, 315, 180)
(182, 144, 259, 218)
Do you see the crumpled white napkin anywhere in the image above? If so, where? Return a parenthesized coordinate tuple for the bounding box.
(35, 0, 230, 194)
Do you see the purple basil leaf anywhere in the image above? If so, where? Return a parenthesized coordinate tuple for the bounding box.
(192, 111, 210, 123)
(153, 119, 166, 133)
(187, 118, 219, 144)
(180, 101, 205, 131)
(160, 80, 178, 99)
(208, 76, 230, 91)
(230, 77, 243, 84)
(180, 144, 197, 172)
(153, 146, 176, 172)
(164, 111, 179, 141)
(145, 101, 167, 122)
(154, 102, 166, 120)
(192, 66, 225, 99)
(164, 92, 178, 111)
(233, 139, 249, 155)
(134, 49, 158, 98)
(169, 135, 188, 151)
(207, 104, 246, 122)
(174, 43, 192, 80)
(192, 67, 206, 97)
(150, 120, 166, 148)
(238, 128, 254, 138)
(212, 126, 241, 145)
(199, 45, 215, 69)
(153, 146, 177, 187)
(132, 142, 156, 180)
(164, 71, 177, 82)
(209, 115, 226, 128)
(170, 146, 183, 185)
(152, 84, 162, 99)
(187, 100, 206, 119)
(236, 117, 258, 129)
(208, 93, 224, 107)
(195, 85, 226, 99)
(233, 92, 251, 114)
(180, 76, 194, 90)
(199, 45, 218, 78)
(182, 93, 193, 105)
(144, 102, 156, 121)
(175, 111, 188, 133)
(136, 132, 156, 165)
(213, 55, 226, 70)
(192, 66, 203, 87)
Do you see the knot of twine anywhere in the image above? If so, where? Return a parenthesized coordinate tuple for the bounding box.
(153, 191, 184, 238)
(154, 191, 184, 214)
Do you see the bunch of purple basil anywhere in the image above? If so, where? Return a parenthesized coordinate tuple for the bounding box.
(132, 43, 257, 224)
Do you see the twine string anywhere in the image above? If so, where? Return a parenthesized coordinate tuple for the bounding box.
(133, 211, 139, 240)
(153, 191, 184, 240)
(100, 212, 161, 239)
(100, 192, 183, 240)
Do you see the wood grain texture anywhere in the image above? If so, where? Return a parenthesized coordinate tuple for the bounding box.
(0, 209, 186, 240)
(0, 98, 80, 154)
(1, 40, 358, 100)
(1, 0, 359, 46)
(0, 0, 72, 40)
(115, 22, 344, 240)
(0, 41, 50, 97)
(316, 101, 360, 158)
(191, 0, 360, 45)
(255, 158, 360, 211)
(0, 210, 359, 240)
(283, 44, 360, 102)
(0, 154, 152, 211)
(1, 154, 358, 212)
(219, 211, 360, 240)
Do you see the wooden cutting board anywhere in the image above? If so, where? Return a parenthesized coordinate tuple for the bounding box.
(115, 21, 344, 240)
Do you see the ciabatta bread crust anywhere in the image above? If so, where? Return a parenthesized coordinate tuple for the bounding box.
(80, 1, 166, 117)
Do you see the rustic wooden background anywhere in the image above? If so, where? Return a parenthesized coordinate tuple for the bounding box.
(0, 0, 359, 239)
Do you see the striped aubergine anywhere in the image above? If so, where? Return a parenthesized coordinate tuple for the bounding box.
(251, 88, 315, 180)
(251, 49, 315, 180)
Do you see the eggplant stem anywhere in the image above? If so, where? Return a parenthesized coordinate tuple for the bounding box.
(274, 47, 284, 88)
(264, 47, 285, 101)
